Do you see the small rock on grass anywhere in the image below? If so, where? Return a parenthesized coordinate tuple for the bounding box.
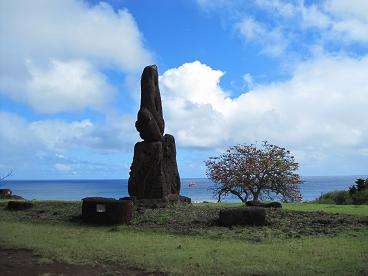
(219, 207, 266, 226)
(7, 201, 33, 210)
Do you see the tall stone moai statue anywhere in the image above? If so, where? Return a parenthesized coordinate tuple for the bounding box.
(128, 65, 184, 205)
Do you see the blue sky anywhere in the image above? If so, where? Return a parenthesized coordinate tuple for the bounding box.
(1, 0, 368, 179)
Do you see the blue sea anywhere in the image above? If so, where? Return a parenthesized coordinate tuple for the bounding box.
(1, 176, 367, 202)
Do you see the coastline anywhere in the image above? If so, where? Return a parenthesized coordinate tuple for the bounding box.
(1, 175, 367, 202)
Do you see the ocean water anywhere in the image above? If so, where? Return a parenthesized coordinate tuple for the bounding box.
(1, 176, 366, 202)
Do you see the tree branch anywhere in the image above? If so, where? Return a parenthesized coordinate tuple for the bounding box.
(0, 170, 13, 181)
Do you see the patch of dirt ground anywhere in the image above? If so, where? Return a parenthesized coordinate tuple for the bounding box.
(0, 247, 166, 276)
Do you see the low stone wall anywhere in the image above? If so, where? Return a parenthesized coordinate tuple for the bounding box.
(82, 197, 134, 225)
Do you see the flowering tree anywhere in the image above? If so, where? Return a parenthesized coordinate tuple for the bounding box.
(205, 142, 302, 203)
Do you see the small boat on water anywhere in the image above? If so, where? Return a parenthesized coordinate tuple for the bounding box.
(188, 181, 196, 187)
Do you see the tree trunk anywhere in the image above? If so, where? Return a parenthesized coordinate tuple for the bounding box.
(252, 191, 260, 202)
(229, 190, 246, 203)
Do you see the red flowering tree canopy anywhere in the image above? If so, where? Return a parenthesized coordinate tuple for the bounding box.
(205, 142, 302, 203)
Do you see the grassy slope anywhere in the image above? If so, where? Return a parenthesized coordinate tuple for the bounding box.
(1, 222, 367, 275)
(0, 200, 367, 275)
(283, 203, 368, 217)
(197, 202, 368, 217)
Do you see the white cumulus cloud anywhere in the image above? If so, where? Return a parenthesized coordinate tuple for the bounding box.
(29, 119, 95, 151)
(160, 61, 232, 148)
(54, 163, 73, 173)
(237, 17, 287, 56)
(160, 58, 368, 173)
(0, 111, 137, 177)
(0, 0, 152, 113)
(25, 59, 115, 113)
(197, 0, 368, 56)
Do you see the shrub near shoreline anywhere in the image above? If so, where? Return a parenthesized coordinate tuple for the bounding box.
(315, 178, 368, 205)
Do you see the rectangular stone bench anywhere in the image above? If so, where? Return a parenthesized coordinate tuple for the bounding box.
(82, 197, 134, 225)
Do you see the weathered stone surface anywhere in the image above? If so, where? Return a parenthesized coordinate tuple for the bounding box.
(7, 201, 33, 210)
(135, 195, 192, 209)
(128, 65, 190, 207)
(128, 134, 180, 200)
(136, 198, 168, 209)
(246, 201, 282, 208)
(128, 141, 166, 199)
(163, 134, 180, 195)
(135, 65, 165, 142)
(82, 197, 134, 225)
(219, 207, 266, 226)
(178, 195, 192, 204)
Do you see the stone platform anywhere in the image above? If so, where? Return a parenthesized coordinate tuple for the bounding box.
(125, 194, 191, 209)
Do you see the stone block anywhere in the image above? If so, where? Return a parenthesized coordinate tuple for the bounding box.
(179, 195, 191, 204)
(128, 134, 180, 199)
(82, 197, 134, 225)
(219, 207, 266, 226)
(267, 202, 282, 208)
(246, 201, 282, 208)
(7, 201, 33, 210)
(136, 197, 168, 209)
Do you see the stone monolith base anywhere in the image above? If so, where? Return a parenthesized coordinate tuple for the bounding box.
(128, 134, 180, 200)
(128, 194, 191, 209)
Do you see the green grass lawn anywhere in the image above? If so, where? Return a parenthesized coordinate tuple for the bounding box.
(196, 201, 368, 217)
(283, 202, 368, 217)
(0, 200, 367, 275)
